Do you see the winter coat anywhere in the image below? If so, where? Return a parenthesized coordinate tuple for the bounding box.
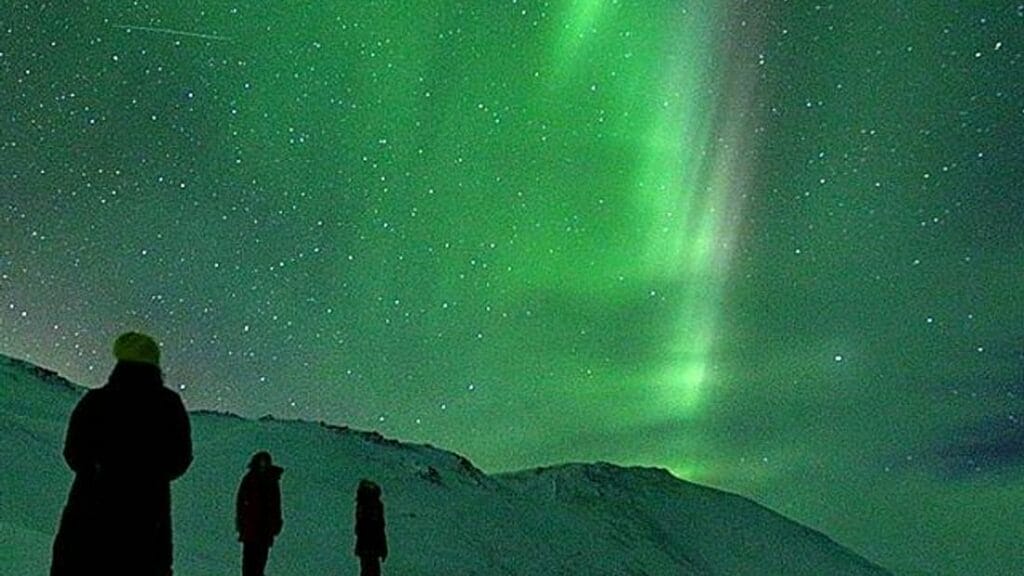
(49, 469, 99, 575)
(50, 361, 193, 576)
(236, 466, 284, 543)
(355, 498, 388, 559)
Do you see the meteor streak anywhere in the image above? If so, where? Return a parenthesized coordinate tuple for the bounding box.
(114, 24, 231, 41)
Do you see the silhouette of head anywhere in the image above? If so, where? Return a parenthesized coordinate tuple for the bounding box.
(249, 451, 273, 471)
(357, 479, 381, 501)
(113, 332, 160, 367)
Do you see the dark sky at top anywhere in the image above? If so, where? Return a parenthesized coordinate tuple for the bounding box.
(2, 2, 1022, 574)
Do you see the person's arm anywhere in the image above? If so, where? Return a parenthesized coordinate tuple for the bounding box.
(353, 503, 361, 555)
(379, 502, 388, 561)
(63, 392, 98, 473)
(236, 475, 248, 536)
(272, 479, 283, 536)
(166, 393, 193, 480)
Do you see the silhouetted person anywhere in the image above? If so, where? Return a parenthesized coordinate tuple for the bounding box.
(236, 451, 284, 576)
(50, 332, 193, 576)
(354, 479, 388, 576)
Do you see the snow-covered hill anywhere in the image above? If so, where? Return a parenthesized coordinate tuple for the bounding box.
(0, 354, 892, 575)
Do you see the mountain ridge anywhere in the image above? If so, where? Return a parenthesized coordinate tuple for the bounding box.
(1, 353, 894, 575)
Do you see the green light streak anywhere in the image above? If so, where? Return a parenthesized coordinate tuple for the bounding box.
(626, 4, 729, 421)
(552, 0, 611, 74)
(532, 1, 741, 461)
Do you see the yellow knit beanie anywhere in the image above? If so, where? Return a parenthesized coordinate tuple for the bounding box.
(112, 332, 160, 367)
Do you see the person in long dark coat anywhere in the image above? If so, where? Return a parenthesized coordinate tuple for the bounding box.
(235, 451, 284, 576)
(50, 332, 193, 576)
(354, 479, 388, 576)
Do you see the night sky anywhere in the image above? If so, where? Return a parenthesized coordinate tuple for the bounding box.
(2, 2, 1022, 574)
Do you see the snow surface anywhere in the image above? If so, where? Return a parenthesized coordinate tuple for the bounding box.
(0, 354, 893, 575)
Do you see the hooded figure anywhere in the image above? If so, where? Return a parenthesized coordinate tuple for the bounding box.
(354, 479, 388, 576)
(236, 451, 284, 576)
(51, 332, 193, 576)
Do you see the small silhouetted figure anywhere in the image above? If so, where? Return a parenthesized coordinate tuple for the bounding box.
(51, 332, 193, 576)
(354, 479, 388, 576)
(236, 451, 284, 576)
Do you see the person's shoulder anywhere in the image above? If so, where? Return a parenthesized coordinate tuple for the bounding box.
(80, 387, 101, 400)
(152, 384, 188, 411)
(154, 383, 184, 400)
(77, 386, 108, 407)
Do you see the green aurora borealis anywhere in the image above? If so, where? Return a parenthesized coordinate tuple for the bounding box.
(3, 3, 1022, 574)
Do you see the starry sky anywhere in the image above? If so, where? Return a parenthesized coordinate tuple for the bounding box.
(2, 2, 1022, 574)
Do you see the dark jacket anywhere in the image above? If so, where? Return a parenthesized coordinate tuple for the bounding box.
(51, 361, 192, 576)
(355, 492, 388, 559)
(236, 465, 284, 543)
(49, 468, 99, 575)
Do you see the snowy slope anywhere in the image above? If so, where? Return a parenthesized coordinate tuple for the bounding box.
(0, 354, 893, 575)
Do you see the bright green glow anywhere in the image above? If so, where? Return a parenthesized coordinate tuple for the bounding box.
(666, 461, 706, 480)
(521, 1, 733, 445)
(627, 4, 728, 422)
(655, 330, 711, 415)
(552, 0, 611, 73)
